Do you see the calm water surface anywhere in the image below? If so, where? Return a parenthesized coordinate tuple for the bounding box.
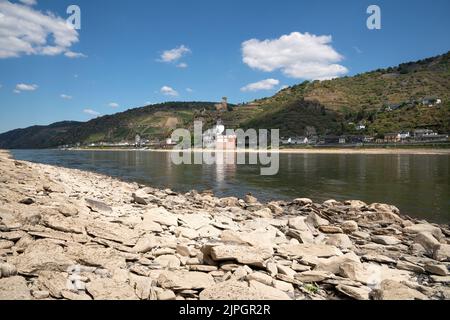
(10, 150, 450, 224)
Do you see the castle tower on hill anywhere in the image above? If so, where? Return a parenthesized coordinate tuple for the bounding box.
(215, 97, 228, 111)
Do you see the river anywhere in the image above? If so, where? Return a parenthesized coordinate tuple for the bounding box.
(10, 149, 450, 224)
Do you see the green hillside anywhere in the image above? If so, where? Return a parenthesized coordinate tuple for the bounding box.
(252, 51, 450, 135)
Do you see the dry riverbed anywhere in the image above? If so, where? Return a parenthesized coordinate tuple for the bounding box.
(0, 149, 449, 300)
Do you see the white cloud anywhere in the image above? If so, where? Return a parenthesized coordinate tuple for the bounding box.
(15, 83, 38, 92)
(186, 88, 193, 93)
(160, 86, 178, 97)
(13, 89, 20, 94)
(177, 62, 188, 68)
(242, 31, 348, 80)
(0, 1, 85, 59)
(60, 94, 72, 99)
(19, 0, 37, 6)
(108, 102, 119, 108)
(160, 45, 190, 63)
(83, 109, 100, 116)
(241, 78, 280, 92)
(64, 51, 87, 59)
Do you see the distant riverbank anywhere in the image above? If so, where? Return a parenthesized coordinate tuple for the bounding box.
(68, 147, 450, 155)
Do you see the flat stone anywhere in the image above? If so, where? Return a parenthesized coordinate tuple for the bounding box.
(295, 270, 332, 283)
(86, 220, 139, 246)
(371, 235, 401, 245)
(0, 240, 14, 249)
(325, 234, 353, 249)
(362, 254, 396, 264)
(58, 204, 78, 217)
(248, 280, 292, 300)
(306, 213, 329, 228)
(199, 280, 259, 300)
(179, 214, 211, 230)
(315, 252, 361, 275)
(133, 235, 177, 253)
(61, 290, 92, 300)
(277, 243, 342, 258)
(424, 263, 448, 276)
(430, 275, 450, 283)
(86, 278, 138, 300)
(336, 284, 371, 300)
(277, 265, 296, 278)
(197, 225, 222, 238)
(341, 221, 359, 233)
(288, 217, 310, 231)
(12, 239, 75, 275)
(220, 229, 276, 249)
(210, 244, 273, 266)
(176, 227, 199, 240)
(433, 244, 450, 262)
(144, 207, 179, 226)
(293, 198, 313, 206)
(286, 229, 314, 244)
(247, 272, 274, 286)
(319, 225, 343, 234)
(157, 289, 176, 300)
(396, 261, 425, 273)
(339, 262, 411, 287)
(158, 271, 215, 290)
(273, 279, 294, 292)
(66, 245, 126, 270)
(36, 271, 69, 298)
(32, 290, 50, 299)
(154, 255, 180, 269)
(413, 232, 441, 254)
(0, 276, 32, 300)
(404, 224, 444, 240)
(371, 280, 427, 300)
(42, 215, 84, 234)
(85, 198, 112, 213)
(188, 265, 218, 272)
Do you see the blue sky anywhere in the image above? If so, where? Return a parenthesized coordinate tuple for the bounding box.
(0, 0, 450, 133)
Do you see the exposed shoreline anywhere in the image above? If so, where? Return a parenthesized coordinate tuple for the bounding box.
(1, 149, 449, 300)
(65, 147, 450, 155)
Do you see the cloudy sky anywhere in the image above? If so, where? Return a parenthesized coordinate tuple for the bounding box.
(0, 0, 450, 133)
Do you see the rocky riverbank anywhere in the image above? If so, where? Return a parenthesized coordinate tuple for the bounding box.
(0, 150, 449, 300)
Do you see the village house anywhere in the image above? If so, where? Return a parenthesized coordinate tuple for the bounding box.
(413, 129, 438, 138)
(399, 131, 411, 140)
(384, 133, 401, 143)
(422, 97, 442, 107)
